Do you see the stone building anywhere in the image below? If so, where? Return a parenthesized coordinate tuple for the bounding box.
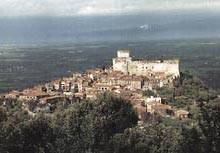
(175, 109, 189, 119)
(113, 50, 180, 79)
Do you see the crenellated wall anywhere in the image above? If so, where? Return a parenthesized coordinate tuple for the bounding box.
(113, 50, 180, 78)
(128, 60, 180, 77)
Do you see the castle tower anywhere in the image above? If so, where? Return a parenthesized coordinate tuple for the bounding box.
(112, 50, 131, 74)
(117, 50, 130, 58)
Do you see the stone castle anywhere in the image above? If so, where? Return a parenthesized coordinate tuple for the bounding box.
(113, 50, 180, 78)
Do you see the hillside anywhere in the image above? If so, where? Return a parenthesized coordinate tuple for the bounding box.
(0, 71, 220, 153)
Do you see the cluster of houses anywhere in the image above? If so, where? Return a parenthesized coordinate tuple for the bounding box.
(0, 50, 189, 120)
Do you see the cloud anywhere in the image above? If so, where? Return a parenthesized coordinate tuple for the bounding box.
(0, 0, 220, 16)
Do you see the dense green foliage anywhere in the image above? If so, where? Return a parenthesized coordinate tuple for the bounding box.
(0, 93, 138, 153)
(142, 89, 157, 97)
(157, 71, 218, 108)
(0, 72, 220, 153)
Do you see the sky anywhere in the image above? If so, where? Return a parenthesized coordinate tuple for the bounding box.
(0, 0, 220, 16)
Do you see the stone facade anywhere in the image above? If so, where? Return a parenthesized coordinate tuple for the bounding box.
(113, 50, 180, 78)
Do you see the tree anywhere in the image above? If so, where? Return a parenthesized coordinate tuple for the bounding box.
(0, 115, 56, 153)
(178, 126, 204, 153)
(20, 116, 56, 153)
(111, 120, 182, 153)
(143, 90, 157, 97)
(0, 107, 7, 123)
(198, 101, 220, 153)
(53, 92, 139, 153)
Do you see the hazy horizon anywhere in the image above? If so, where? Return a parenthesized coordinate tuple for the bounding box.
(1, 10, 220, 44)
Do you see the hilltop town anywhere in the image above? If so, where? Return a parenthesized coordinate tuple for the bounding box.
(0, 50, 189, 120)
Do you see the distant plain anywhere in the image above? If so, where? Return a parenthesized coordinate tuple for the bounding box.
(0, 39, 220, 93)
